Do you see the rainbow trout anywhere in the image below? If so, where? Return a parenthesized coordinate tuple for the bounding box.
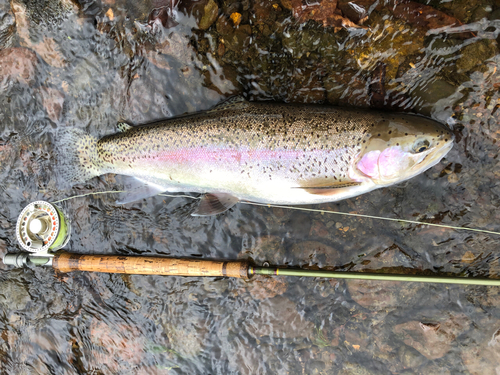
(58, 100, 453, 215)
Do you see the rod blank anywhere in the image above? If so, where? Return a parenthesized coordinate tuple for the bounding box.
(253, 267, 500, 286)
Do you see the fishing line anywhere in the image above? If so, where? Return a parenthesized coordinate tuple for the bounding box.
(50, 190, 500, 236)
(52, 191, 127, 204)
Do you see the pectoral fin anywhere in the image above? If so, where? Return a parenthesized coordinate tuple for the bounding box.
(192, 193, 239, 216)
(295, 181, 362, 196)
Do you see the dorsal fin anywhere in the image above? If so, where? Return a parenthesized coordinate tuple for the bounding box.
(117, 122, 133, 132)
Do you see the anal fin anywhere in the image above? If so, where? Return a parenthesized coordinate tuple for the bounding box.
(192, 193, 239, 216)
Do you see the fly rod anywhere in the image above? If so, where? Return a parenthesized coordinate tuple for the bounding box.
(5, 251, 500, 286)
(7, 200, 500, 286)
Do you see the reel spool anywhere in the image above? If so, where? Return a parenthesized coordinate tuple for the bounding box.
(15, 201, 70, 254)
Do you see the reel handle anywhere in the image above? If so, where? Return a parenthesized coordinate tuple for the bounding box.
(52, 252, 250, 279)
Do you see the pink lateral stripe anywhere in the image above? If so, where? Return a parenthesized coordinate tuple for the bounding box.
(140, 148, 307, 163)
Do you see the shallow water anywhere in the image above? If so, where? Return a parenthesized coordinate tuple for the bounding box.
(1, 0, 500, 373)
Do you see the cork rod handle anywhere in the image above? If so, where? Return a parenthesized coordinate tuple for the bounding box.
(52, 253, 250, 279)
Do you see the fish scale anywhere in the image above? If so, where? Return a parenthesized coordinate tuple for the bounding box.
(57, 101, 453, 215)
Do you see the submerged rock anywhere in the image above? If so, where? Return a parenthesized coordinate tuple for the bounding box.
(243, 275, 288, 300)
(216, 16, 252, 53)
(0, 7, 16, 50)
(456, 40, 498, 73)
(391, 1, 473, 39)
(394, 315, 470, 360)
(0, 279, 31, 310)
(11, 0, 79, 67)
(244, 295, 315, 340)
(0, 47, 40, 88)
(289, 240, 339, 268)
(180, 0, 219, 30)
(238, 235, 286, 265)
(346, 279, 423, 311)
(37, 86, 65, 123)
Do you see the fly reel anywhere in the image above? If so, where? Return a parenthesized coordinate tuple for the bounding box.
(15, 201, 70, 254)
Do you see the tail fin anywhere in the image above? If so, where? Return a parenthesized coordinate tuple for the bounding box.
(56, 128, 104, 185)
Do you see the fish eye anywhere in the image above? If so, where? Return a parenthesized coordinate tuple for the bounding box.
(413, 139, 430, 153)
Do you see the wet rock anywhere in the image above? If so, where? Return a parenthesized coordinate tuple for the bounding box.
(37, 86, 65, 123)
(409, 78, 458, 115)
(221, 0, 249, 19)
(216, 16, 252, 53)
(244, 295, 314, 339)
(32, 37, 66, 68)
(148, 31, 194, 66)
(289, 240, 339, 267)
(0, 47, 39, 88)
(202, 276, 230, 294)
(349, 243, 417, 271)
(456, 40, 497, 73)
(253, 0, 278, 26)
(309, 219, 328, 238)
(489, 8, 500, 21)
(11, 0, 80, 28)
(439, 0, 476, 23)
(348, 11, 425, 83)
(417, 363, 452, 375)
(241, 274, 288, 300)
(164, 323, 204, 357)
(181, 0, 219, 30)
(286, 68, 326, 103)
(324, 70, 370, 107)
(0, 138, 18, 178)
(397, 344, 427, 369)
(339, 361, 385, 375)
(0, 279, 31, 310)
(471, 4, 493, 22)
(286, 211, 311, 239)
(318, 30, 342, 60)
(281, 27, 324, 59)
(89, 320, 146, 368)
(461, 325, 500, 375)
(148, 0, 179, 29)
(0, 7, 16, 50)
(338, 0, 375, 24)
(391, 2, 474, 39)
(290, 0, 361, 29)
(11, 0, 78, 67)
(238, 235, 286, 265)
(305, 359, 326, 374)
(227, 341, 292, 375)
(202, 62, 243, 96)
(280, 0, 292, 11)
(198, 0, 218, 30)
(346, 279, 422, 311)
(393, 314, 470, 360)
(392, 1, 462, 30)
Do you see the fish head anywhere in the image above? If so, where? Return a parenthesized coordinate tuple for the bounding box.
(355, 114, 454, 185)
